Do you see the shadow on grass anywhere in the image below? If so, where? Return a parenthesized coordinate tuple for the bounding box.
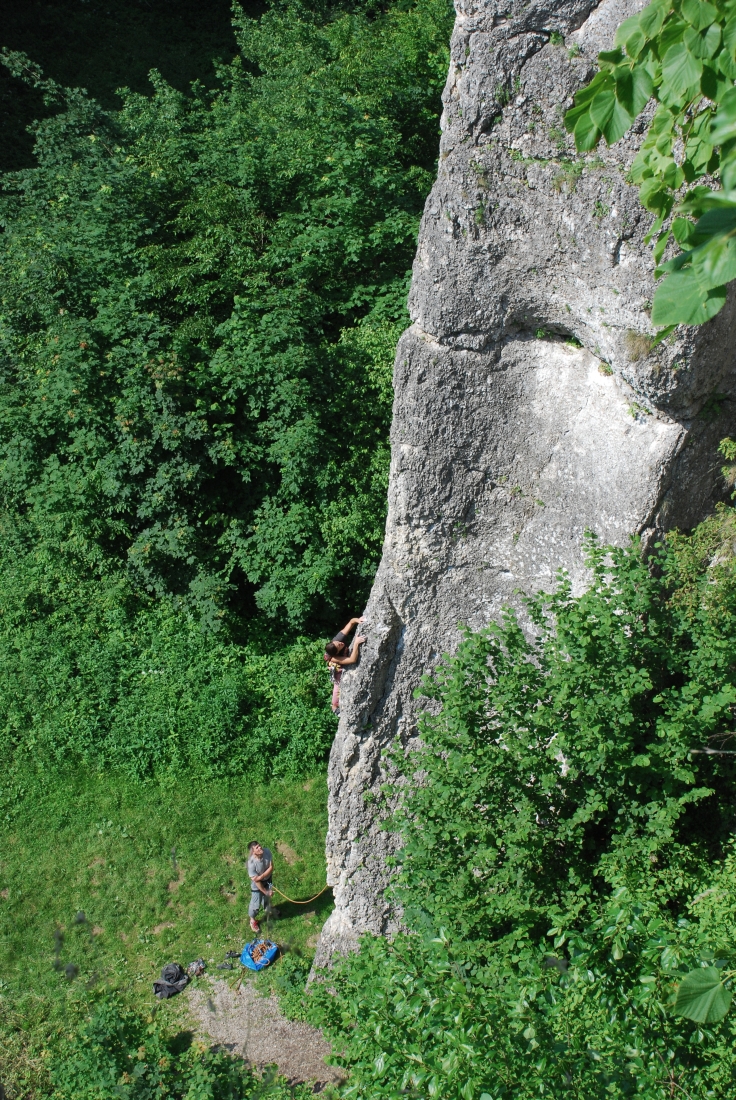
(269, 887, 334, 926)
(168, 1029, 195, 1055)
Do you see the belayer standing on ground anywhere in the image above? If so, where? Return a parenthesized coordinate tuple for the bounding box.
(247, 840, 273, 934)
(324, 616, 367, 716)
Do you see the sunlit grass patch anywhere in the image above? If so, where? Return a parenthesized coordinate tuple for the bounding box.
(0, 770, 331, 1093)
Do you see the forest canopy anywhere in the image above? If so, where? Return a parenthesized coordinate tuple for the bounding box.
(0, 0, 452, 630)
(0, 0, 453, 783)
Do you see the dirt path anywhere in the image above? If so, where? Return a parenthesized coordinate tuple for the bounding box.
(187, 975, 345, 1093)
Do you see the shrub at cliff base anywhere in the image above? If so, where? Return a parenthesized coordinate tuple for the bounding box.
(0, 515, 334, 783)
(310, 509, 736, 1099)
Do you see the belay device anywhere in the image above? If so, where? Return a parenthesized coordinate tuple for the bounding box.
(240, 938, 278, 971)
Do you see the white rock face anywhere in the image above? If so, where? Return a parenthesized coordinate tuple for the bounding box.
(315, 0, 736, 965)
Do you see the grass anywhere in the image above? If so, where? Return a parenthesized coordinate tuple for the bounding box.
(0, 770, 332, 1095)
(552, 159, 583, 192)
(625, 330, 654, 362)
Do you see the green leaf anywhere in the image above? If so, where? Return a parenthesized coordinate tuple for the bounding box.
(639, 178, 671, 214)
(646, 209, 668, 244)
(661, 42, 703, 96)
(718, 49, 736, 80)
(630, 66, 655, 115)
(679, 183, 725, 210)
(589, 90, 616, 130)
(656, 249, 691, 275)
(661, 159, 685, 190)
(614, 67, 642, 117)
(702, 22, 722, 57)
(700, 63, 727, 105)
(721, 149, 736, 190)
(659, 16, 688, 55)
(574, 71, 613, 109)
(650, 323, 677, 346)
(692, 204, 736, 243)
(709, 88, 736, 144)
(565, 74, 612, 133)
(672, 217, 696, 245)
(681, 0, 718, 31)
(683, 142, 709, 179)
(573, 112, 601, 152)
(563, 102, 591, 134)
(639, 0, 668, 39)
(615, 14, 643, 53)
(692, 235, 736, 290)
(684, 23, 721, 58)
(653, 227, 672, 264)
(673, 967, 733, 1023)
(684, 25, 704, 57)
(603, 98, 635, 144)
(724, 14, 736, 57)
(623, 27, 647, 57)
(651, 271, 727, 325)
(599, 48, 625, 66)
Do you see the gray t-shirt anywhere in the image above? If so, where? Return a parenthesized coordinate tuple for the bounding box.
(247, 848, 273, 891)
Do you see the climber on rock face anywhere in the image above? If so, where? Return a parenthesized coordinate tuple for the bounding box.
(324, 616, 367, 715)
(247, 840, 273, 934)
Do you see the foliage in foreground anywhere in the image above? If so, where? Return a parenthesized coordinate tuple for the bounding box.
(50, 996, 312, 1099)
(310, 509, 736, 1098)
(565, 0, 736, 329)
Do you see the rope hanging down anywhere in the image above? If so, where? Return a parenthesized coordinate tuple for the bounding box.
(270, 883, 332, 905)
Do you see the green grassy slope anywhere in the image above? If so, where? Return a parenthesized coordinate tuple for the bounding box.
(0, 772, 331, 1095)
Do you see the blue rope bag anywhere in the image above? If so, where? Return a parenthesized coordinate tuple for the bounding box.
(241, 939, 279, 971)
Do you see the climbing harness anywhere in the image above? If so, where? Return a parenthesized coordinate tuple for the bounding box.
(270, 883, 332, 905)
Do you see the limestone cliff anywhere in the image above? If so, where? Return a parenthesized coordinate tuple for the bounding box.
(314, 0, 736, 964)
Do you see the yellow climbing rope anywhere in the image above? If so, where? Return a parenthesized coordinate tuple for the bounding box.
(270, 883, 332, 905)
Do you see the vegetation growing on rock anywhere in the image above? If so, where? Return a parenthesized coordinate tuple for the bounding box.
(566, 0, 736, 329)
(310, 513, 736, 1098)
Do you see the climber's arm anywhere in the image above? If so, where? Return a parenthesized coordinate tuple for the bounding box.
(333, 635, 366, 666)
(339, 616, 365, 636)
(252, 858, 273, 882)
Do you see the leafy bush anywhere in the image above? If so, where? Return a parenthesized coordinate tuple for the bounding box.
(0, 0, 452, 629)
(50, 996, 312, 1099)
(310, 514, 736, 1098)
(0, 0, 452, 782)
(565, 0, 736, 329)
(0, 516, 334, 782)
